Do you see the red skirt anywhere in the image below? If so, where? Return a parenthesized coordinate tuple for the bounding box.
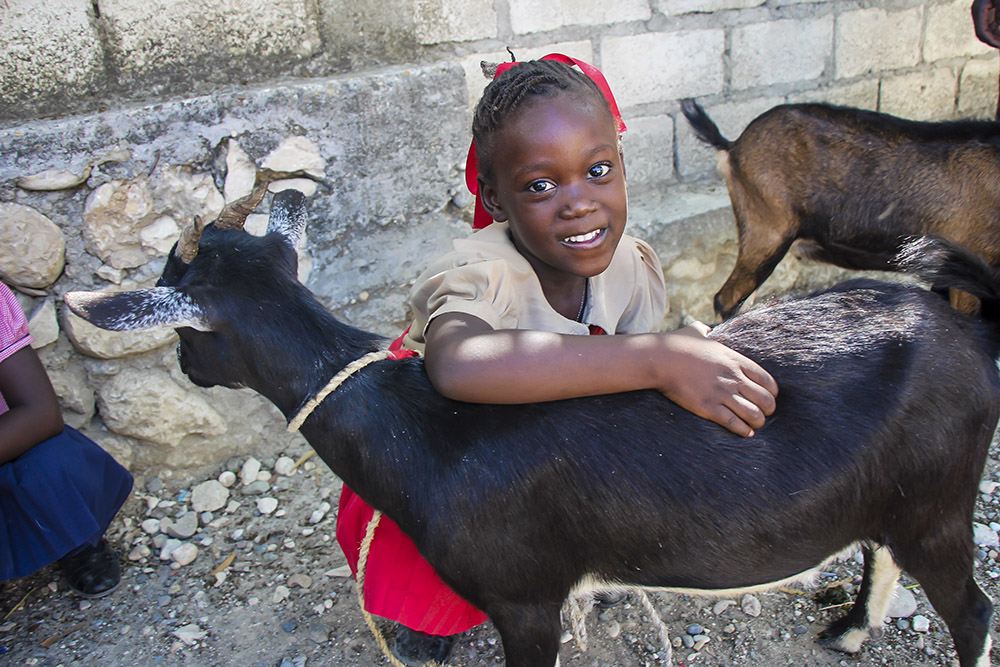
(336, 487, 488, 635)
(334, 331, 487, 636)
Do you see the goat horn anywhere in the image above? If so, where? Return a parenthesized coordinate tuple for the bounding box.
(214, 181, 270, 231)
(174, 215, 208, 264)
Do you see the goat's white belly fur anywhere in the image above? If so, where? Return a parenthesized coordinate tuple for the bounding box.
(571, 543, 860, 600)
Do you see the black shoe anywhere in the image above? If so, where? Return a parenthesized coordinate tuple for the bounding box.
(58, 539, 121, 599)
(392, 625, 456, 666)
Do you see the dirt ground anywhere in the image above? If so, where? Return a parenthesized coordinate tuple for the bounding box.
(3, 438, 1000, 667)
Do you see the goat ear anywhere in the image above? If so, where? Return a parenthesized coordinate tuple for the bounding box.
(64, 287, 212, 332)
(266, 188, 307, 248)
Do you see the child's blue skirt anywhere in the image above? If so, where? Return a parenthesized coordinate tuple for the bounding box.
(0, 426, 133, 581)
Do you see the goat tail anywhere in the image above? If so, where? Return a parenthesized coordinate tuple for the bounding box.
(680, 99, 732, 151)
(895, 236, 1000, 319)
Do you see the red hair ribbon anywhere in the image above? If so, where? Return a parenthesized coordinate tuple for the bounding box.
(465, 54, 627, 230)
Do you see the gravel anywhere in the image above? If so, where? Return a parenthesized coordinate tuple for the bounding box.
(3, 437, 1000, 667)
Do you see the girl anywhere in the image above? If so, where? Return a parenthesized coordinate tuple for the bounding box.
(0, 281, 133, 597)
(338, 55, 779, 665)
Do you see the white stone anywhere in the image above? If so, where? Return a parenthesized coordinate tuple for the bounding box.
(925, 0, 994, 61)
(159, 538, 183, 560)
(974, 522, 1000, 548)
(171, 623, 206, 645)
(100, 0, 319, 74)
(82, 178, 157, 269)
(602, 30, 724, 107)
(257, 497, 279, 515)
(241, 457, 261, 486)
(835, 7, 922, 78)
(17, 166, 91, 191)
(141, 518, 161, 535)
(127, 544, 151, 561)
(27, 299, 59, 349)
(912, 615, 931, 633)
(880, 68, 958, 121)
(170, 543, 199, 566)
(262, 136, 325, 179)
(740, 594, 762, 617)
(224, 139, 257, 202)
(886, 583, 917, 618)
(413, 0, 496, 44)
(0, 202, 66, 288)
(274, 456, 296, 476)
(165, 513, 198, 539)
(959, 57, 1000, 118)
(309, 501, 331, 524)
(191, 480, 230, 513)
(288, 573, 312, 589)
(95, 368, 226, 447)
(138, 215, 180, 255)
(272, 585, 290, 603)
(731, 17, 833, 90)
(509, 0, 649, 35)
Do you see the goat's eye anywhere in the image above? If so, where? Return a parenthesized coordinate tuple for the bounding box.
(527, 179, 555, 194)
(588, 163, 612, 179)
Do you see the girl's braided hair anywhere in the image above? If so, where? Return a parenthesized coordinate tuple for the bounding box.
(471, 59, 614, 183)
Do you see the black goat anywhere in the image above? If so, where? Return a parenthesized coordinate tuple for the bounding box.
(66, 189, 998, 667)
(681, 98, 1000, 319)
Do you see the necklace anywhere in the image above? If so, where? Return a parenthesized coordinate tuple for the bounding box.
(576, 279, 589, 322)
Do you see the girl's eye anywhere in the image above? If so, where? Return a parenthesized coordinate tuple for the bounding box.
(527, 180, 555, 194)
(589, 163, 612, 179)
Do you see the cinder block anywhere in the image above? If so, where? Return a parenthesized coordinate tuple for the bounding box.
(0, 0, 104, 111)
(458, 42, 595, 112)
(925, 0, 994, 62)
(731, 16, 833, 90)
(621, 114, 676, 192)
(414, 0, 497, 44)
(655, 0, 763, 15)
(675, 96, 785, 179)
(787, 79, 880, 109)
(601, 31, 725, 108)
(957, 56, 1000, 118)
(879, 67, 958, 120)
(100, 0, 320, 73)
(510, 0, 649, 35)
(836, 7, 922, 78)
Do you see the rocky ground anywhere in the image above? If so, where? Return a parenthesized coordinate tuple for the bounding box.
(4, 437, 1000, 667)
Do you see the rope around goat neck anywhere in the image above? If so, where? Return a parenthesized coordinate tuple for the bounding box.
(284, 350, 441, 666)
(286, 350, 390, 433)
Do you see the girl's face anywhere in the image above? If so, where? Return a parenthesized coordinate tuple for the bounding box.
(478, 91, 627, 288)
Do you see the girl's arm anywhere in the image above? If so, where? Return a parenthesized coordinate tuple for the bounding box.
(424, 312, 778, 437)
(0, 346, 64, 464)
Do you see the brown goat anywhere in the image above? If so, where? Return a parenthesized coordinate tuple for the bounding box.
(681, 98, 1000, 319)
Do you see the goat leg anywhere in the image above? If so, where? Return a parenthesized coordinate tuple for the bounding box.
(489, 601, 564, 667)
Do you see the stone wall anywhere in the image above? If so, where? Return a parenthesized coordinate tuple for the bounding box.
(1, 0, 997, 479)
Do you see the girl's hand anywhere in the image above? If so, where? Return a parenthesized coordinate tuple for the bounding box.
(657, 323, 778, 437)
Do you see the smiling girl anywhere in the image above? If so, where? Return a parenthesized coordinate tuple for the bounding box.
(337, 56, 779, 665)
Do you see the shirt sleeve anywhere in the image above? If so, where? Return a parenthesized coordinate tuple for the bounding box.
(403, 256, 520, 352)
(0, 283, 32, 364)
(613, 237, 667, 334)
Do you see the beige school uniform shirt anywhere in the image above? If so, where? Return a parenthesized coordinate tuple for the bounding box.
(402, 222, 667, 354)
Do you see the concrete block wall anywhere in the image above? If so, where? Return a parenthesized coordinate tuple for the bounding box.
(2, 0, 998, 476)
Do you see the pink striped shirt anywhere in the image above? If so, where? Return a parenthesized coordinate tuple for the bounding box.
(0, 282, 33, 415)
